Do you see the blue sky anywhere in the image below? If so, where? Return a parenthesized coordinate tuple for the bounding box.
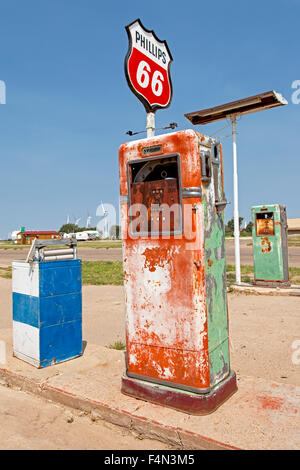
(0, 0, 299, 237)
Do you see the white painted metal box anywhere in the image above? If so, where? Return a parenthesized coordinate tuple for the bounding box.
(12, 259, 82, 368)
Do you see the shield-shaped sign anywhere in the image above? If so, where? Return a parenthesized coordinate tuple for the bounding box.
(125, 19, 173, 113)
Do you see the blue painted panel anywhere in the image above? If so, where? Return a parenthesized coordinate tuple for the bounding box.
(39, 320, 82, 367)
(39, 260, 82, 297)
(39, 292, 82, 328)
(12, 293, 39, 328)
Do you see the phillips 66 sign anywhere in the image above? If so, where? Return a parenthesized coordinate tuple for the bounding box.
(125, 19, 173, 113)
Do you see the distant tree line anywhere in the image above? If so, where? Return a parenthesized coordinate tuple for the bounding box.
(59, 223, 121, 239)
(225, 217, 252, 234)
(59, 223, 98, 234)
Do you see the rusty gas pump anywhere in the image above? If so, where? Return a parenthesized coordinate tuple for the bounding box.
(251, 204, 290, 287)
(118, 129, 237, 414)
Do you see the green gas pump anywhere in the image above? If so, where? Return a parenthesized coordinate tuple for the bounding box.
(251, 204, 290, 287)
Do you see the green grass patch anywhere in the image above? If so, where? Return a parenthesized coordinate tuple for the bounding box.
(108, 341, 126, 350)
(226, 264, 255, 287)
(226, 264, 253, 275)
(1, 259, 299, 287)
(0, 260, 124, 284)
(288, 267, 300, 284)
(82, 260, 123, 285)
(77, 240, 122, 249)
(288, 236, 300, 247)
(82, 261, 300, 287)
(0, 267, 12, 279)
(226, 264, 300, 286)
(0, 240, 122, 250)
(0, 242, 27, 250)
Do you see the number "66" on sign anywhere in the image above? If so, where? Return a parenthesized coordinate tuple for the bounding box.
(136, 61, 164, 97)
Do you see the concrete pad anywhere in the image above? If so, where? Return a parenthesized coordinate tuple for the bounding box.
(230, 282, 300, 296)
(0, 329, 299, 450)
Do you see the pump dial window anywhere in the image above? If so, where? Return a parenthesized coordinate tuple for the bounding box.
(256, 212, 275, 236)
(128, 155, 182, 236)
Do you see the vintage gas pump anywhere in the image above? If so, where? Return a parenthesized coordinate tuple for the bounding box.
(12, 238, 82, 367)
(119, 129, 237, 414)
(251, 204, 290, 287)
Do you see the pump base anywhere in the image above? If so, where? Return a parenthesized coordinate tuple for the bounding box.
(121, 370, 237, 415)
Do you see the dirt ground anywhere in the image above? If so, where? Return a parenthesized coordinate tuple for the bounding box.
(0, 385, 173, 450)
(1, 277, 299, 386)
(1, 274, 299, 449)
(1, 239, 300, 267)
(87, 287, 300, 386)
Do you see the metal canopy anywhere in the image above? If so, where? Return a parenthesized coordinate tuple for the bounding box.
(184, 90, 287, 125)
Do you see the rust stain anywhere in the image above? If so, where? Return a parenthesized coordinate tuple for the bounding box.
(257, 395, 284, 411)
(131, 178, 181, 234)
(261, 237, 272, 253)
(143, 246, 172, 272)
(207, 259, 214, 267)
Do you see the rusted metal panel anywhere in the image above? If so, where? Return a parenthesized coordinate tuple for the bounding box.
(251, 204, 290, 287)
(131, 178, 181, 234)
(184, 90, 287, 125)
(119, 130, 234, 404)
(201, 142, 230, 388)
(256, 217, 275, 237)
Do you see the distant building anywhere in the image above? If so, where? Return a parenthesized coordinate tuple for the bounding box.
(287, 218, 300, 235)
(16, 231, 60, 245)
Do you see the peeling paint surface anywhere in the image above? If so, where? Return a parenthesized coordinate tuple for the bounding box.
(119, 130, 230, 392)
(202, 143, 230, 388)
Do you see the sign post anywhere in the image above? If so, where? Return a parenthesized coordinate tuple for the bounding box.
(231, 115, 241, 284)
(124, 19, 173, 137)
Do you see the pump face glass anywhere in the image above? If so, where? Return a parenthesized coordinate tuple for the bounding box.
(256, 212, 275, 236)
(128, 154, 182, 237)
